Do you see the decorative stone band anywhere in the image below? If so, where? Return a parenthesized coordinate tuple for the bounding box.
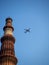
(3, 25, 14, 31)
(1, 48, 15, 55)
(1, 46, 14, 51)
(0, 55, 18, 65)
(1, 35, 15, 43)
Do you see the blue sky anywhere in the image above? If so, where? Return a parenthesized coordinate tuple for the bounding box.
(0, 0, 49, 65)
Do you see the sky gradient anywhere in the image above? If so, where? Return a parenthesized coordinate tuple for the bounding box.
(0, 0, 49, 65)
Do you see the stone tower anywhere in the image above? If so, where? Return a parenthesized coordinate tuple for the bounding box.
(0, 18, 18, 65)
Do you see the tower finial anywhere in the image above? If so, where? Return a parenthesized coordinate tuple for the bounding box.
(6, 17, 13, 22)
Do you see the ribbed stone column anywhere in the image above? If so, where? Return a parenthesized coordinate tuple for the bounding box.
(0, 18, 18, 65)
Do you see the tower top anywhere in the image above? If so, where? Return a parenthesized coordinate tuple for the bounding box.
(3, 17, 14, 34)
(6, 17, 13, 22)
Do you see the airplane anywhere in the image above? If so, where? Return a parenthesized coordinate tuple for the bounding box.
(24, 28, 31, 33)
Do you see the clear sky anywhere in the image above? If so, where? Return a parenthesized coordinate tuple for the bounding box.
(0, 0, 49, 65)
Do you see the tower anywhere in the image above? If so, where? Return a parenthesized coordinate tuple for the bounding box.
(0, 18, 18, 65)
